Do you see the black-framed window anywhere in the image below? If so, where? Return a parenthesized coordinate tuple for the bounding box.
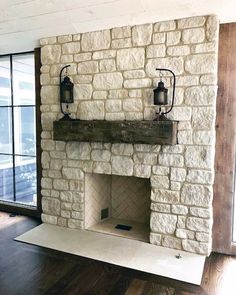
(0, 52, 37, 208)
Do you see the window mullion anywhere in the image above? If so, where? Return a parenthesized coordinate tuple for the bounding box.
(10, 54, 16, 202)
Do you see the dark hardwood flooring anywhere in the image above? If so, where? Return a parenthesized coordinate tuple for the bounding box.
(0, 212, 235, 295)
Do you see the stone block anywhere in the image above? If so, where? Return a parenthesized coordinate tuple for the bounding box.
(185, 86, 217, 106)
(66, 142, 91, 160)
(159, 154, 184, 167)
(117, 48, 145, 70)
(177, 16, 206, 29)
(100, 59, 116, 72)
(93, 162, 111, 174)
(111, 143, 133, 156)
(112, 26, 131, 39)
(74, 52, 92, 62)
(182, 28, 205, 44)
(192, 107, 215, 130)
(186, 217, 210, 233)
(123, 70, 145, 79)
(176, 229, 194, 239)
(151, 175, 169, 189)
(124, 79, 151, 89)
(42, 197, 60, 215)
(186, 169, 214, 185)
(58, 35, 72, 43)
(105, 100, 122, 112)
(206, 15, 219, 41)
(193, 130, 215, 145)
(151, 203, 171, 213)
(172, 205, 188, 215)
(111, 156, 133, 176)
(123, 98, 143, 111)
(170, 168, 186, 182)
(62, 42, 80, 54)
(81, 30, 110, 51)
(146, 57, 184, 76)
(78, 101, 105, 120)
(185, 146, 214, 169)
(150, 233, 162, 245)
(146, 45, 166, 58)
(41, 214, 57, 224)
(62, 167, 84, 180)
(134, 164, 151, 178)
(154, 20, 176, 32)
(91, 150, 111, 162)
(162, 236, 182, 250)
(134, 153, 157, 165)
(152, 166, 169, 176)
(41, 45, 61, 64)
(77, 61, 98, 74)
(93, 50, 116, 59)
(150, 212, 177, 234)
(93, 73, 123, 90)
(166, 31, 181, 45)
(190, 207, 211, 218)
(181, 184, 213, 207)
(111, 38, 132, 48)
(74, 84, 93, 100)
(132, 24, 153, 46)
(151, 189, 180, 204)
(152, 32, 166, 44)
(182, 239, 210, 255)
(167, 45, 190, 56)
(185, 54, 217, 74)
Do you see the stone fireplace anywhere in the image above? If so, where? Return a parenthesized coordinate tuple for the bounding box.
(40, 14, 219, 255)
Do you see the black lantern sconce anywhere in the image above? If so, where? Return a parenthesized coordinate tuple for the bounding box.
(59, 65, 74, 121)
(153, 68, 176, 121)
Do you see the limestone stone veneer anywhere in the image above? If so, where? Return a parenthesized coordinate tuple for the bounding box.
(40, 15, 219, 255)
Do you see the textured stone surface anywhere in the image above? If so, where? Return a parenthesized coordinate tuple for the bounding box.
(78, 101, 105, 120)
(39, 15, 219, 256)
(93, 73, 123, 90)
(111, 156, 133, 176)
(117, 48, 145, 70)
(185, 146, 214, 169)
(132, 24, 152, 46)
(74, 84, 92, 100)
(150, 212, 177, 234)
(181, 184, 213, 207)
(151, 189, 180, 204)
(185, 54, 217, 74)
(182, 28, 205, 44)
(81, 30, 110, 51)
(41, 45, 61, 64)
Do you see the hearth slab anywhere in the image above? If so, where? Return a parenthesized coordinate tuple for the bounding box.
(15, 223, 206, 285)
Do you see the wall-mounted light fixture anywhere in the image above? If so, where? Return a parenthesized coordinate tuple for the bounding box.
(59, 65, 74, 121)
(153, 68, 176, 121)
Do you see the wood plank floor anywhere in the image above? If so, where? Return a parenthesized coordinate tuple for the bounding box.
(0, 211, 235, 295)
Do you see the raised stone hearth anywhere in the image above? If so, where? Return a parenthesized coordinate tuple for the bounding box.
(40, 14, 219, 255)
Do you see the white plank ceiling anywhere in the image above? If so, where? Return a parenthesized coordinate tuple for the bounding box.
(0, 0, 235, 54)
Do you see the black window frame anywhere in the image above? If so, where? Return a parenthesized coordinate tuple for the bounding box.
(0, 49, 41, 218)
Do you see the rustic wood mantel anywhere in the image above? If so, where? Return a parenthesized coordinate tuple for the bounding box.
(53, 120, 178, 145)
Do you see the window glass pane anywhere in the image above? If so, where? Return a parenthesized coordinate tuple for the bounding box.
(0, 57, 11, 106)
(0, 155, 14, 202)
(12, 53, 35, 106)
(14, 106, 36, 156)
(0, 107, 12, 154)
(15, 156, 37, 206)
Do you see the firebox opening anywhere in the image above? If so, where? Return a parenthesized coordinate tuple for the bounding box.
(85, 173, 151, 242)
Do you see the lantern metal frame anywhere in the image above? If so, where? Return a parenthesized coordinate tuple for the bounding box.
(59, 65, 74, 121)
(154, 68, 176, 121)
